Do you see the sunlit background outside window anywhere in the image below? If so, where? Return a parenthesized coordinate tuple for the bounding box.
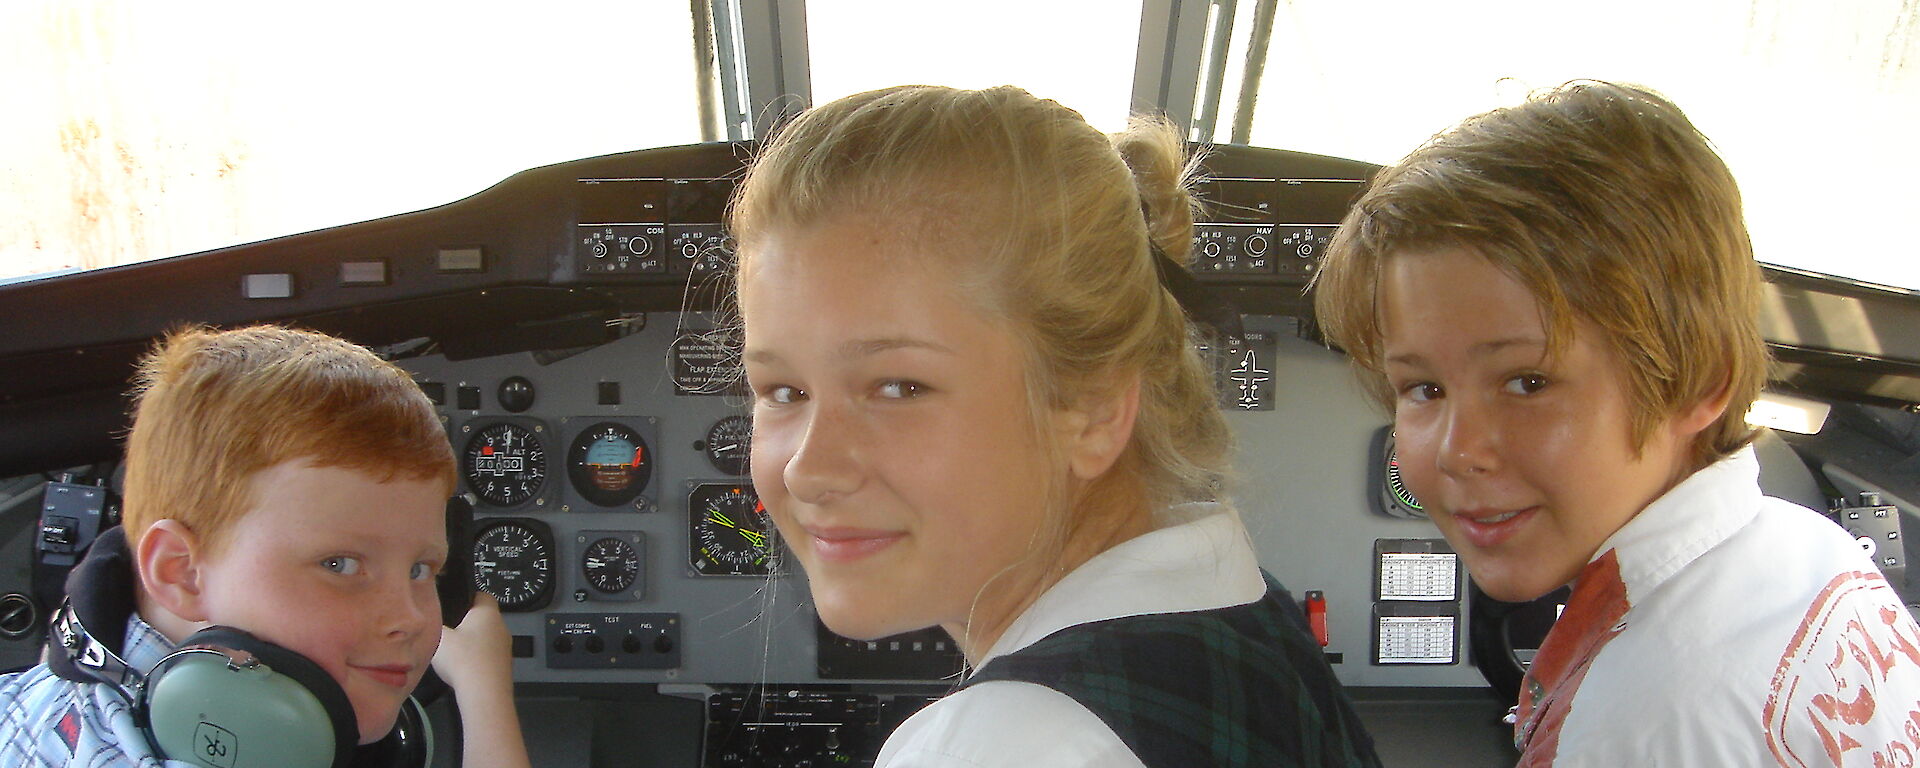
(1223, 0, 1920, 292)
(807, 0, 1144, 132)
(0, 1, 700, 280)
(3, 1, 1915, 290)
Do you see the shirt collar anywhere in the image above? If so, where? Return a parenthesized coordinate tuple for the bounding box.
(972, 501, 1268, 671)
(1591, 447, 1762, 606)
(122, 612, 178, 674)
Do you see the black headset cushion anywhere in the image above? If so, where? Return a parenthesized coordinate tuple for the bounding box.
(46, 526, 138, 680)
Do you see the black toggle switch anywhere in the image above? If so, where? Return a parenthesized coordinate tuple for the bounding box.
(40, 518, 77, 551)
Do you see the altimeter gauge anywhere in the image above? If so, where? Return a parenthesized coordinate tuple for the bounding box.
(462, 420, 548, 508)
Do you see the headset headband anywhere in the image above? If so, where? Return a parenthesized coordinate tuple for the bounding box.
(52, 599, 142, 694)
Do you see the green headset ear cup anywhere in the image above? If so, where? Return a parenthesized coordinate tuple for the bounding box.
(143, 626, 355, 768)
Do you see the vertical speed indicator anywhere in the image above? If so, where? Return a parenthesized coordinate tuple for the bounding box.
(471, 518, 555, 612)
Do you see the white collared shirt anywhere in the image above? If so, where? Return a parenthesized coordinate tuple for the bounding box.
(875, 502, 1268, 768)
(1517, 448, 1920, 766)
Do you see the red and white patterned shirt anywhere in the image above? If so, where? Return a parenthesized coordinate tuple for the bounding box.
(1516, 449, 1920, 767)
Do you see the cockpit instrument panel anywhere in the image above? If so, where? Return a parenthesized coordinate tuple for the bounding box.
(11, 139, 1915, 768)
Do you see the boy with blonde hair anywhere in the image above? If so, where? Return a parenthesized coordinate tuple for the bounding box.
(1314, 81, 1920, 765)
(0, 325, 528, 768)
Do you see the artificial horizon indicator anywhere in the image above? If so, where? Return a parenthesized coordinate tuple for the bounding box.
(567, 421, 653, 507)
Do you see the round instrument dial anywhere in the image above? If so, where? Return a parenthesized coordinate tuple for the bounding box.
(702, 415, 752, 476)
(463, 421, 547, 508)
(582, 536, 642, 594)
(567, 421, 652, 507)
(1369, 428, 1427, 520)
(471, 518, 555, 611)
(688, 483, 774, 576)
(1383, 433, 1427, 518)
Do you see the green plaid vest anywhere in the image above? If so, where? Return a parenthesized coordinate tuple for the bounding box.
(960, 573, 1381, 768)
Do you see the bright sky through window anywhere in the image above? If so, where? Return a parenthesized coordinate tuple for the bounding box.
(1231, 0, 1920, 291)
(3, 1, 1914, 291)
(0, 1, 701, 280)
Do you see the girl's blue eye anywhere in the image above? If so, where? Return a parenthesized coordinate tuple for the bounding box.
(765, 385, 804, 404)
(1504, 374, 1549, 395)
(322, 556, 363, 576)
(410, 562, 436, 581)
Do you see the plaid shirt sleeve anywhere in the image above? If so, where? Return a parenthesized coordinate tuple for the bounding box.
(0, 616, 190, 768)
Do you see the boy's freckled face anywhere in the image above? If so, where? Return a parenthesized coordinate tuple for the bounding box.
(1380, 248, 1695, 602)
(192, 461, 447, 744)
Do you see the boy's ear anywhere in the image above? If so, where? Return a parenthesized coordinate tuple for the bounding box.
(1061, 375, 1142, 481)
(1674, 375, 1737, 438)
(137, 520, 211, 623)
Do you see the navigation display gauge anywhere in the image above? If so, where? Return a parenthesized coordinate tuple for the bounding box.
(688, 483, 775, 576)
(702, 415, 751, 475)
(567, 421, 653, 508)
(471, 517, 555, 612)
(462, 420, 548, 508)
(581, 533, 644, 597)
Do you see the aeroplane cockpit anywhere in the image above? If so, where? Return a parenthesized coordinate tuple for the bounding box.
(3, 3, 1917, 767)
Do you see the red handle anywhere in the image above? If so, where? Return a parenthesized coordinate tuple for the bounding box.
(1304, 591, 1329, 647)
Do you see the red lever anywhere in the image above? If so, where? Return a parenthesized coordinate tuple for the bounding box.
(1304, 591, 1329, 647)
